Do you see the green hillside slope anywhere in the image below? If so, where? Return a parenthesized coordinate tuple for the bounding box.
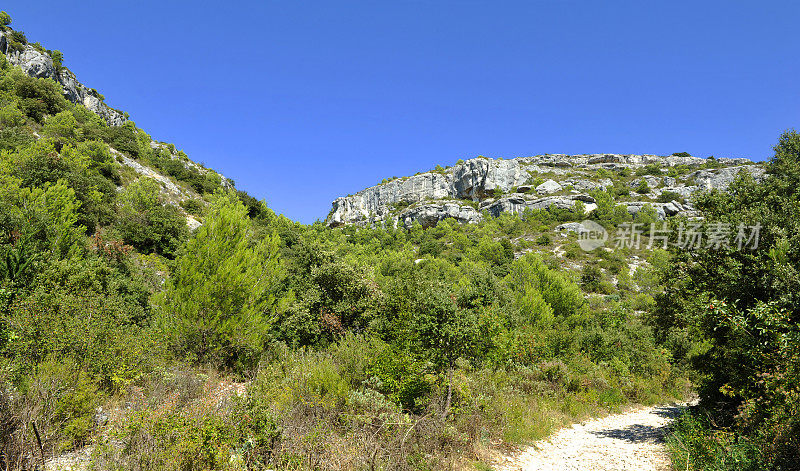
(0, 10, 796, 471)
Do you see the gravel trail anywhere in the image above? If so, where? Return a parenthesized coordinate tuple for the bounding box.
(495, 403, 684, 471)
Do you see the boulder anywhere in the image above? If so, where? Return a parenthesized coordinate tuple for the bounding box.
(556, 222, 587, 233)
(536, 179, 562, 194)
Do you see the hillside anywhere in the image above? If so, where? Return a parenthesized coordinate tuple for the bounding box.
(1, 11, 798, 471)
(0, 21, 237, 231)
(327, 154, 763, 227)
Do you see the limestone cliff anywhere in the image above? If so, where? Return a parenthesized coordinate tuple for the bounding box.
(327, 154, 764, 227)
(0, 31, 127, 126)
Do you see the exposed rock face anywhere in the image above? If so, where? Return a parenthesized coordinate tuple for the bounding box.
(622, 201, 690, 220)
(83, 94, 127, 127)
(563, 178, 613, 192)
(629, 176, 662, 189)
(327, 154, 764, 228)
(484, 194, 597, 218)
(452, 158, 529, 199)
(1, 34, 128, 127)
(328, 173, 452, 227)
(7, 45, 55, 78)
(399, 203, 482, 227)
(690, 165, 765, 191)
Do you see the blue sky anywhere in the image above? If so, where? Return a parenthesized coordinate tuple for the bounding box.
(6, 1, 799, 223)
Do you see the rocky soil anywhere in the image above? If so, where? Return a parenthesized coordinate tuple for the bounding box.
(494, 403, 685, 471)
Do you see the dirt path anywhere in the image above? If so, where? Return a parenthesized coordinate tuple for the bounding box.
(494, 403, 685, 471)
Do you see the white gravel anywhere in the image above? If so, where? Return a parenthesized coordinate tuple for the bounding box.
(495, 403, 684, 471)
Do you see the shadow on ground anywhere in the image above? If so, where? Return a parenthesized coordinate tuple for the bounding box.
(650, 404, 684, 419)
(590, 405, 684, 444)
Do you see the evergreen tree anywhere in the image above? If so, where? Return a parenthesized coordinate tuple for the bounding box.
(154, 190, 290, 371)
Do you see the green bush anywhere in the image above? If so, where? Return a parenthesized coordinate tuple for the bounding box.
(635, 164, 663, 176)
(655, 131, 800, 469)
(0, 358, 99, 464)
(115, 178, 188, 257)
(179, 198, 204, 216)
(535, 234, 551, 246)
(6, 71, 68, 122)
(580, 264, 604, 292)
(668, 411, 762, 471)
(657, 190, 685, 203)
(368, 345, 432, 411)
(9, 30, 26, 45)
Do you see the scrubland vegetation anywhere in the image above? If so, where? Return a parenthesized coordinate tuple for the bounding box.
(0, 49, 685, 469)
(0, 11, 797, 470)
(661, 132, 800, 470)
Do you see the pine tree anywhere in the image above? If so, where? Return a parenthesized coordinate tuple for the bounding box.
(155, 190, 290, 370)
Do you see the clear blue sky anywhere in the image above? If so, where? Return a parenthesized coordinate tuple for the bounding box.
(6, 1, 799, 223)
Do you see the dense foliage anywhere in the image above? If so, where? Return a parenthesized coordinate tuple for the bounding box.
(659, 131, 800, 470)
(0, 44, 690, 468)
(10, 14, 797, 470)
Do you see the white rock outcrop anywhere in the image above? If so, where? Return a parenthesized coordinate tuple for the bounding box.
(327, 155, 764, 227)
(1, 33, 128, 127)
(399, 203, 482, 227)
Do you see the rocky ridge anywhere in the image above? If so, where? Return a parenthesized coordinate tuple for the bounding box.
(0, 27, 236, 230)
(327, 154, 764, 227)
(0, 31, 128, 126)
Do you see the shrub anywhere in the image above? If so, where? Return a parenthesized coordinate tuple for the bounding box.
(535, 234, 551, 246)
(102, 127, 137, 158)
(506, 253, 584, 317)
(0, 359, 99, 466)
(11, 73, 68, 122)
(635, 164, 663, 176)
(657, 190, 685, 204)
(101, 406, 237, 471)
(48, 49, 64, 72)
(5, 264, 155, 389)
(368, 345, 433, 411)
(9, 30, 26, 45)
(655, 131, 800, 469)
(668, 411, 762, 471)
(42, 110, 83, 143)
(115, 178, 188, 257)
(580, 264, 603, 292)
(179, 198, 204, 216)
(0, 103, 26, 127)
